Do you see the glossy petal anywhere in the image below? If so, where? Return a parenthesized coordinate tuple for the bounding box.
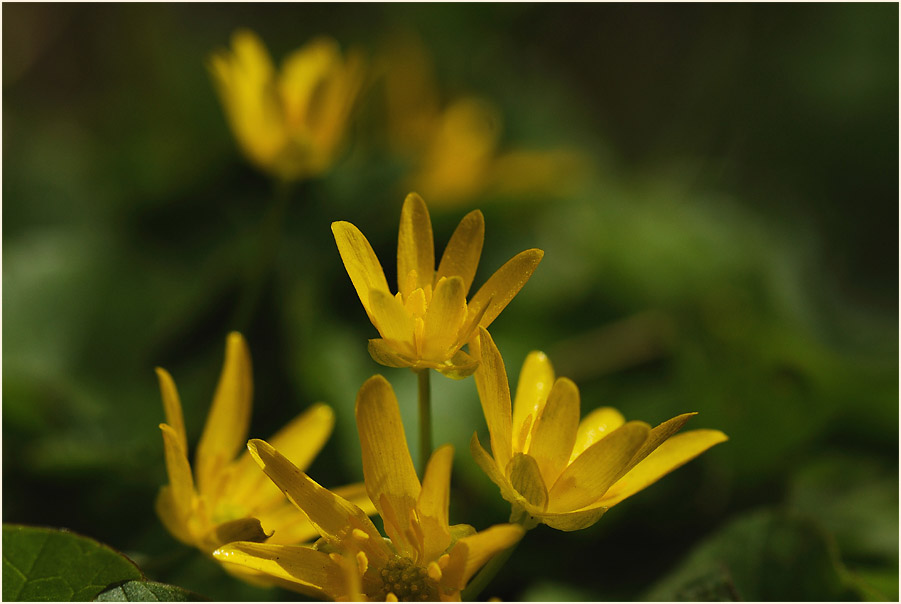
(598, 429, 729, 507)
(368, 339, 412, 368)
(506, 453, 547, 510)
(332, 221, 391, 319)
(369, 289, 415, 354)
(469, 433, 519, 507)
(571, 406, 626, 461)
(468, 248, 543, 329)
(214, 542, 343, 599)
(547, 421, 651, 512)
(511, 351, 555, 453)
(255, 503, 319, 545)
(417, 444, 454, 562)
(535, 504, 608, 532)
(421, 276, 467, 360)
(159, 423, 194, 515)
(442, 524, 525, 591)
(527, 377, 580, 486)
(155, 368, 186, 452)
(229, 404, 336, 509)
(435, 209, 485, 295)
(195, 333, 253, 496)
(471, 328, 513, 469)
(246, 439, 385, 561)
(623, 412, 697, 475)
(397, 193, 435, 297)
(354, 375, 421, 553)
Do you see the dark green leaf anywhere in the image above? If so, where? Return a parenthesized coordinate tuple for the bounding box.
(645, 509, 862, 601)
(2, 525, 143, 601)
(94, 581, 205, 602)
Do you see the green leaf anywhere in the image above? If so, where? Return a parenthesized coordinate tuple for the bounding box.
(94, 581, 205, 602)
(3, 524, 143, 601)
(645, 509, 863, 601)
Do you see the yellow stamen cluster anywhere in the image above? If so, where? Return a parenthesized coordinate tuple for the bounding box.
(366, 555, 437, 602)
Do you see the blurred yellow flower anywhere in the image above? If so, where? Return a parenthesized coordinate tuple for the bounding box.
(156, 332, 374, 582)
(332, 192, 543, 378)
(214, 375, 524, 601)
(469, 327, 728, 531)
(208, 29, 364, 182)
(383, 33, 584, 207)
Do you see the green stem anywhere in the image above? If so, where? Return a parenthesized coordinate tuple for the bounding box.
(417, 369, 432, 473)
(461, 509, 531, 601)
(232, 179, 291, 331)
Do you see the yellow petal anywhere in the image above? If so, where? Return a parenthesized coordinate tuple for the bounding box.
(332, 221, 391, 320)
(369, 289, 415, 354)
(159, 423, 195, 516)
(228, 403, 336, 509)
(366, 339, 411, 369)
(468, 248, 544, 329)
(435, 209, 485, 295)
(155, 368, 186, 452)
(624, 412, 697, 474)
(547, 421, 650, 512)
(441, 524, 525, 591)
(417, 444, 454, 562)
(213, 542, 343, 599)
(527, 377, 580, 486)
(534, 504, 608, 532)
(331, 482, 377, 518)
(255, 503, 319, 545)
(421, 276, 467, 360)
(511, 351, 555, 453)
(195, 332, 253, 496)
(469, 433, 519, 507)
(571, 407, 626, 461)
(598, 429, 729, 508)
(231, 29, 275, 82)
(213, 517, 270, 546)
(397, 192, 435, 297)
(247, 439, 386, 562)
(155, 487, 193, 546)
(434, 348, 480, 379)
(354, 375, 421, 552)
(505, 453, 547, 510)
(471, 327, 513, 469)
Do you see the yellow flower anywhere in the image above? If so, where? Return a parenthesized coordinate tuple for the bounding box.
(156, 332, 373, 582)
(213, 375, 525, 601)
(208, 29, 364, 182)
(469, 327, 728, 531)
(331, 192, 543, 378)
(383, 33, 584, 207)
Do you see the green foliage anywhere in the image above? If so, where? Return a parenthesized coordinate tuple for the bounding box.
(94, 581, 204, 602)
(2, 525, 143, 601)
(645, 509, 863, 601)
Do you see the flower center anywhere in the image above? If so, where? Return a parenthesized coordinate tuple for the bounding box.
(366, 555, 437, 602)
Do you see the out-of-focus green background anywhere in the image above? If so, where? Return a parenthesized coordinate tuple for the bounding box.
(3, 3, 897, 601)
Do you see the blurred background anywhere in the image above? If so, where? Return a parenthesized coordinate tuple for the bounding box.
(3, 3, 897, 601)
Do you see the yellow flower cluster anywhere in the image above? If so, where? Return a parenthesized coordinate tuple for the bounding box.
(152, 29, 728, 602)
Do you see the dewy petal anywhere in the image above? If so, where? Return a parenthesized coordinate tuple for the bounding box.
(571, 406, 626, 461)
(527, 377, 580, 486)
(228, 404, 336, 509)
(435, 209, 485, 296)
(441, 524, 525, 591)
(547, 421, 650, 512)
(505, 453, 548, 511)
(213, 542, 344, 599)
(369, 289, 415, 354)
(397, 193, 435, 297)
(354, 375, 421, 552)
(159, 423, 195, 516)
(195, 332, 253, 496)
(468, 248, 544, 329)
(421, 276, 467, 360)
(247, 439, 385, 560)
(471, 327, 513, 469)
(332, 221, 391, 320)
(417, 444, 454, 562)
(511, 351, 555, 454)
(155, 368, 186, 452)
(598, 429, 729, 508)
